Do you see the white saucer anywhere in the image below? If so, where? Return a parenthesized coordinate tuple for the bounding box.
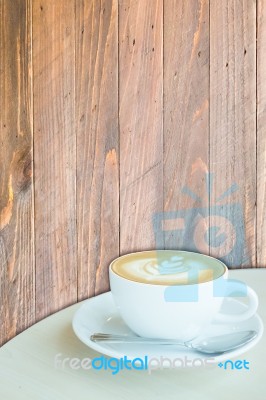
(72, 292, 263, 367)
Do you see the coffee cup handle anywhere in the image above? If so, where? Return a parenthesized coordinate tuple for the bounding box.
(213, 285, 258, 323)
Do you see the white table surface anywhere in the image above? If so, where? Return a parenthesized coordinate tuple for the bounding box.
(0, 270, 265, 399)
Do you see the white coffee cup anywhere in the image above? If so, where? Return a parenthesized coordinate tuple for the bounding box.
(109, 250, 258, 340)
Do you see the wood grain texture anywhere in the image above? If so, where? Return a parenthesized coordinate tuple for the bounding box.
(76, 0, 119, 300)
(0, 0, 34, 345)
(163, 0, 210, 252)
(257, 0, 266, 267)
(33, 0, 77, 320)
(210, 0, 257, 267)
(0, 0, 265, 348)
(119, 0, 163, 254)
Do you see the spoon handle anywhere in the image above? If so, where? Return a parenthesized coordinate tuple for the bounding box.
(90, 333, 186, 346)
(90, 330, 257, 355)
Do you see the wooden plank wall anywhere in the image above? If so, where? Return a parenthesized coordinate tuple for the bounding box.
(33, 0, 77, 322)
(164, 0, 209, 251)
(0, 0, 34, 345)
(76, 0, 119, 300)
(0, 0, 265, 345)
(257, 0, 266, 267)
(210, 0, 257, 266)
(119, 0, 163, 254)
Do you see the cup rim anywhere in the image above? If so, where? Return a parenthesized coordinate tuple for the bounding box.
(109, 250, 228, 287)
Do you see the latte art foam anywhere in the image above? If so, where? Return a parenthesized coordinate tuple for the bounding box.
(111, 251, 225, 285)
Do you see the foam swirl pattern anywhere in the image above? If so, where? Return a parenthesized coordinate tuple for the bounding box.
(111, 251, 225, 285)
